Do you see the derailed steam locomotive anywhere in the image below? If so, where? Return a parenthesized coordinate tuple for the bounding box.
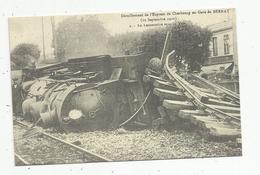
(19, 54, 154, 132)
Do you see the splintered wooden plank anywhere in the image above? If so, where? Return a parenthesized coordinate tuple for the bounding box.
(178, 110, 207, 119)
(204, 121, 239, 129)
(145, 68, 161, 76)
(187, 115, 218, 128)
(208, 126, 241, 138)
(153, 88, 187, 101)
(153, 80, 179, 91)
(189, 84, 219, 100)
(226, 113, 240, 118)
(163, 100, 194, 111)
(202, 92, 220, 100)
(143, 74, 168, 83)
(205, 98, 240, 108)
(178, 110, 241, 138)
(207, 104, 240, 114)
(190, 116, 241, 138)
(196, 87, 214, 94)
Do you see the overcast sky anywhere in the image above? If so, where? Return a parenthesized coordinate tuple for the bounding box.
(8, 9, 234, 58)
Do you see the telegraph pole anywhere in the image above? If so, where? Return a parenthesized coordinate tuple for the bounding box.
(41, 16, 46, 60)
(50, 16, 57, 59)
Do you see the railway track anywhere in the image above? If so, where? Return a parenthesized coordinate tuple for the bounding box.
(144, 50, 241, 140)
(13, 120, 111, 165)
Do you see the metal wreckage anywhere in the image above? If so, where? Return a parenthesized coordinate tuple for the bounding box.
(19, 54, 154, 132)
(15, 36, 241, 140)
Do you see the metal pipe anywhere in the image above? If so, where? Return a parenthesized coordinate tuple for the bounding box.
(119, 90, 151, 127)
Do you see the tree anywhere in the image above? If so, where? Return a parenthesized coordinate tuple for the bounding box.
(55, 17, 110, 61)
(107, 32, 142, 55)
(11, 43, 40, 70)
(108, 20, 211, 71)
(167, 21, 212, 71)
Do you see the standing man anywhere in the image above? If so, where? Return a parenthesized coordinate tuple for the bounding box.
(12, 78, 23, 117)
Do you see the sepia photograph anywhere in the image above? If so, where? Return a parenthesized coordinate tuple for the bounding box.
(9, 8, 242, 166)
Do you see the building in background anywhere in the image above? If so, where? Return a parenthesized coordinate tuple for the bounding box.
(204, 20, 238, 72)
(201, 20, 239, 93)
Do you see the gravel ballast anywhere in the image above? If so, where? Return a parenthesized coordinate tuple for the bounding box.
(48, 128, 242, 161)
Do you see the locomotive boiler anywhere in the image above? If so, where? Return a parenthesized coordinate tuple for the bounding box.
(19, 54, 153, 132)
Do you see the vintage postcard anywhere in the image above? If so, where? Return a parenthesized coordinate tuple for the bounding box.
(9, 8, 241, 166)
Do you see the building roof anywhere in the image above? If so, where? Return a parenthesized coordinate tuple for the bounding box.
(207, 20, 232, 33)
(201, 63, 233, 74)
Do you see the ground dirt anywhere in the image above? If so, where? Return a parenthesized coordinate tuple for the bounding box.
(47, 128, 242, 161)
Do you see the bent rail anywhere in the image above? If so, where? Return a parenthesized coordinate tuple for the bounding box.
(164, 50, 240, 125)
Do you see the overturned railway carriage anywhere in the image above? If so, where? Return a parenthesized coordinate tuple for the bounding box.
(21, 54, 152, 132)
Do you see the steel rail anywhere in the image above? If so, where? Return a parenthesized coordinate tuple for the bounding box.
(191, 73, 240, 103)
(15, 153, 30, 165)
(14, 120, 112, 162)
(164, 50, 241, 125)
